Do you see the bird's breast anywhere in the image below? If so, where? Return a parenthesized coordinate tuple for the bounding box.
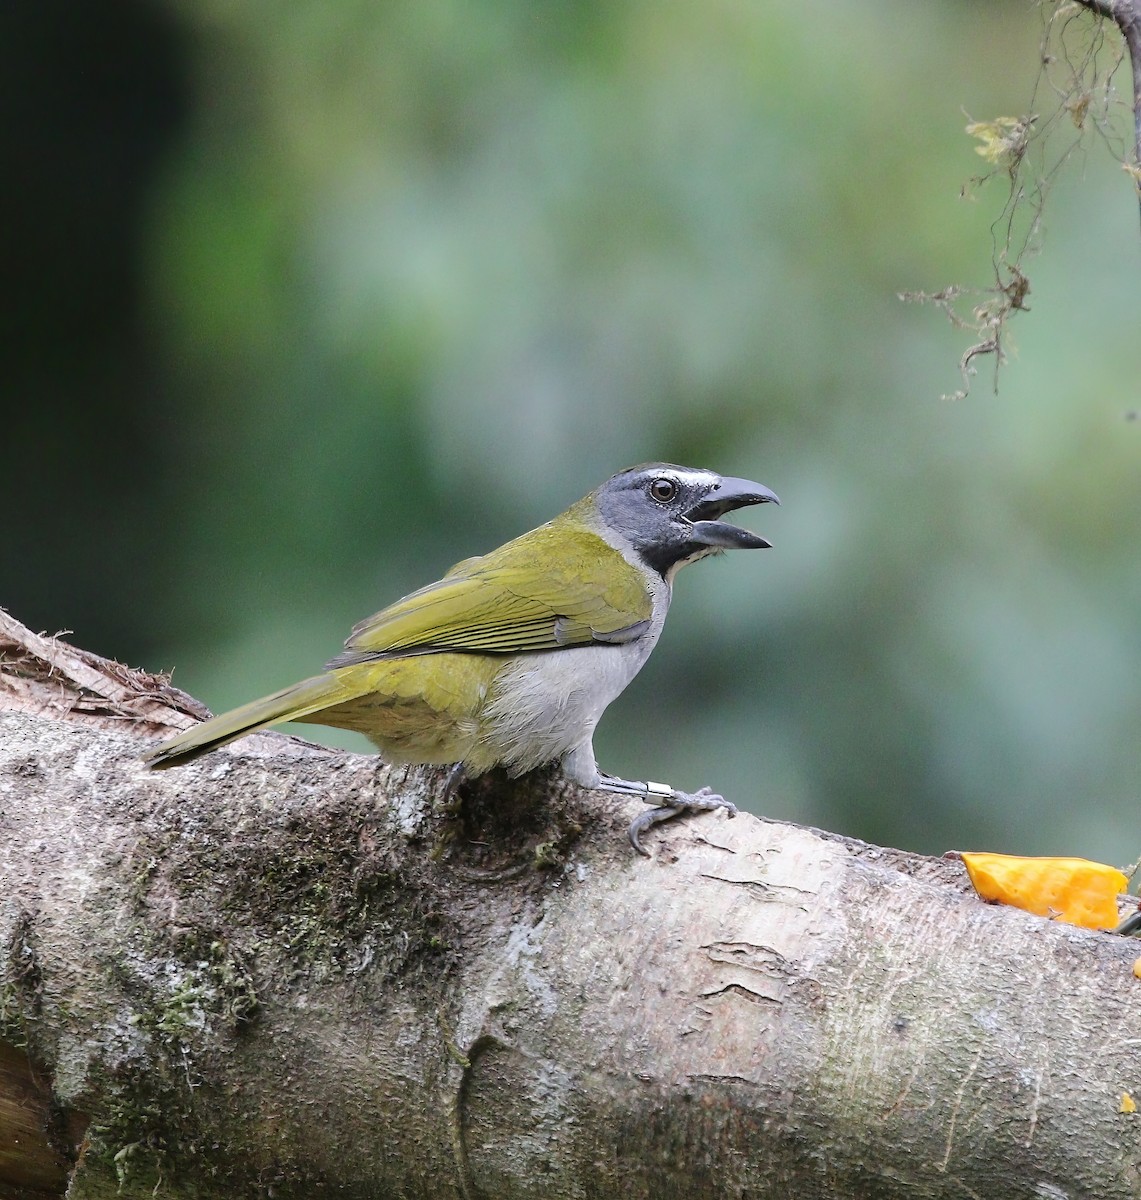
(473, 591, 667, 776)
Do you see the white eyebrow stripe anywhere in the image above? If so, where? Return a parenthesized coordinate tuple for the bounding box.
(669, 470, 719, 490)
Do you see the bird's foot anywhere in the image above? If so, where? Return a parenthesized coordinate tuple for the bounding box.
(627, 786, 737, 856)
(596, 776, 736, 856)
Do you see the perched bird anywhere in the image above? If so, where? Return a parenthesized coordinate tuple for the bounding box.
(144, 463, 779, 853)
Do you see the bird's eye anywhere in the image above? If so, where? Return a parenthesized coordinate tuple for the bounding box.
(649, 478, 677, 503)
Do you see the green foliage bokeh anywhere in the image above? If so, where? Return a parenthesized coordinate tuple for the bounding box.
(6, 0, 1141, 859)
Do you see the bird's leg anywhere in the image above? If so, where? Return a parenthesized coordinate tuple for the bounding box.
(560, 742, 736, 855)
(594, 775, 737, 856)
(440, 762, 467, 811)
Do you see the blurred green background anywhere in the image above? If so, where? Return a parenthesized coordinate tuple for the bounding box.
(5, 0, 1140, 860)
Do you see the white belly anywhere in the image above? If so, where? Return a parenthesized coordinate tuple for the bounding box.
(472, 576, 669, 778)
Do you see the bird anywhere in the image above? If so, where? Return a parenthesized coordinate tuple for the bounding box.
(143, 463, 779, 853)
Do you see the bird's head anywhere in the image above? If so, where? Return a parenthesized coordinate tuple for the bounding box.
(591, 463, 780, 579)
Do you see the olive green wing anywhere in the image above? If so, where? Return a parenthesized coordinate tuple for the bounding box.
(328, 526, 652, 667)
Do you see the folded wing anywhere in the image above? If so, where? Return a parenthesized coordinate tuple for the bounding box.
(329, 526, 653, 666)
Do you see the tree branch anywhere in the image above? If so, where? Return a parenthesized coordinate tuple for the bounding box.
(2, 609, 1141, 1198)
(1077, 0, 1141, 217)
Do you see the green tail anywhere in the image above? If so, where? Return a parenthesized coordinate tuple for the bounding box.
(143, 673, 349, 769)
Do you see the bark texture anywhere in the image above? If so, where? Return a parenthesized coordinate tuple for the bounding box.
(2, 610, 1141, 1199)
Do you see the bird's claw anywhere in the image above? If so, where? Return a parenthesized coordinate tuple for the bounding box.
(627, 786, 737, 856)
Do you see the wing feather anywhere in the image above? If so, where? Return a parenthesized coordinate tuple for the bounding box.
(328, 526, 652, 668)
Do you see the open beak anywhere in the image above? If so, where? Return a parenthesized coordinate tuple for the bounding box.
(686, 477, 780, 549)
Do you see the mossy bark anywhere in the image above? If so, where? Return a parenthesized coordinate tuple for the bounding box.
(2, 611, 1141, 1198)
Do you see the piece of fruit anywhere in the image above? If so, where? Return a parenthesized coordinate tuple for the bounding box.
(961, 852, 1127, 930)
